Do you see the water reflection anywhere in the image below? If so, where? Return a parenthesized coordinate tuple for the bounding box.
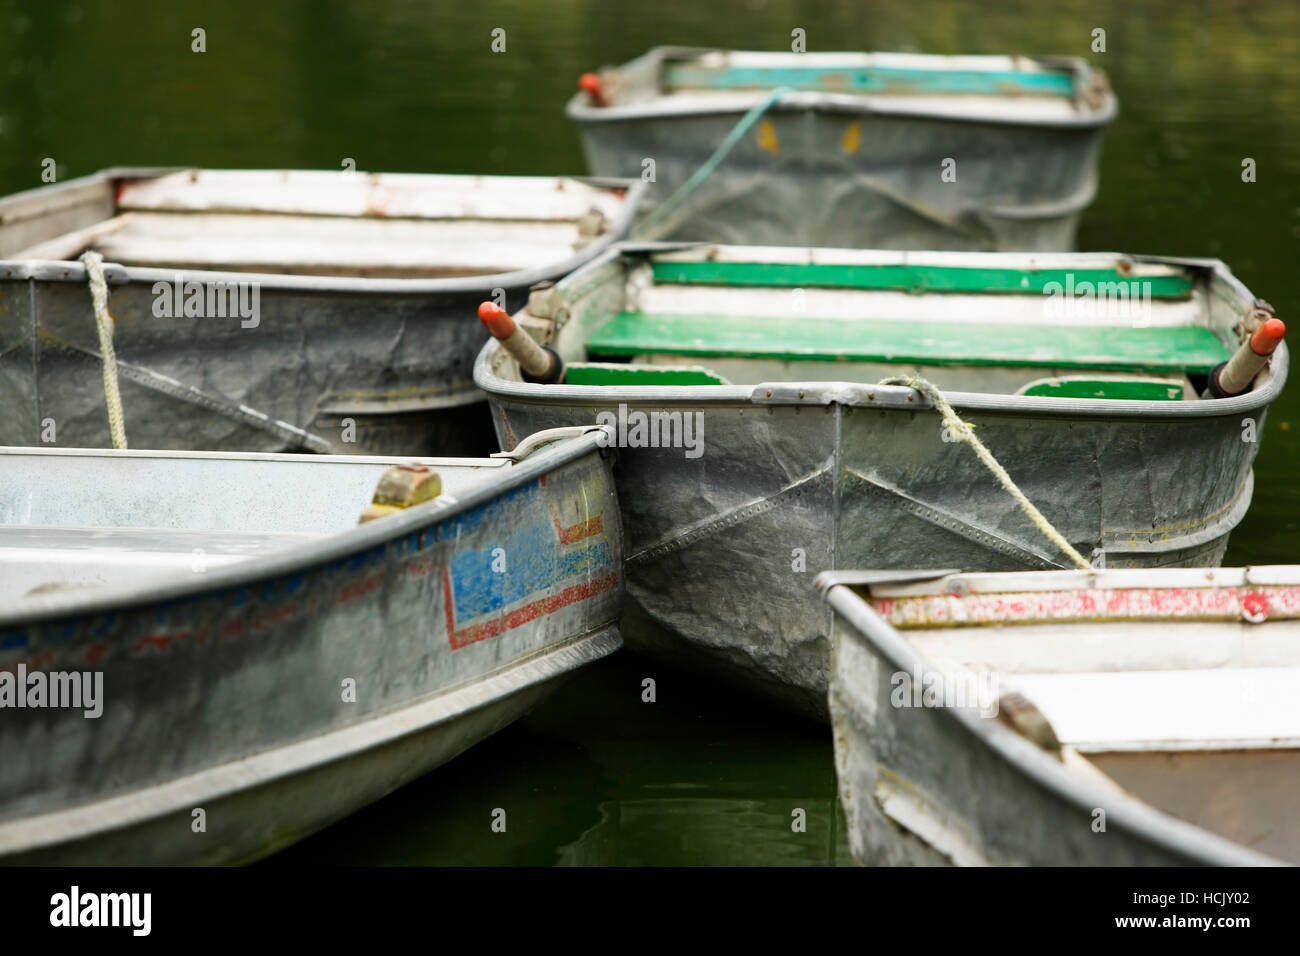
(271, 651, 852, 866)
(556, 796, 848, 866)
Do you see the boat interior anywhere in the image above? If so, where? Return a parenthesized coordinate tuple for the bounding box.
(1, 170, 629, 278)
(0, 449, 510, 603)
(510, 249, 1265, 402)
(862, 568, 1300, 864)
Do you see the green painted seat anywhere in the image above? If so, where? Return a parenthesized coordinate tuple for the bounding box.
(648, 261, 1196, 297)
(1018, 376, 1186, 401)
(586, 312, 1232, 375)
(563, 363, 730, 387)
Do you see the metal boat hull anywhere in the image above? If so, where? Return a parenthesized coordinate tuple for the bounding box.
(568, 48, 1115, 250)
(0, 429, 623, 863)
(482, 396, 1258, 719)
(0, 169, 646, 456)
(1, 632, 614, 866)
(819, 568, 1296, 866)
(475, 245, 1287, 718)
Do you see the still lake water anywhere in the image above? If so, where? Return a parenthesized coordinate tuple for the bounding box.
(3, 0, 1298, 864)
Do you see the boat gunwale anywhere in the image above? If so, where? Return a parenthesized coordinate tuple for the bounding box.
(828, 564, 1300, 598)
(472, 244, 1289, 421)
(818, 572, 1286, 867)
(565, 45, 1118, 130)
(0, 169, 649, 295)
(0, 427, 615, 628)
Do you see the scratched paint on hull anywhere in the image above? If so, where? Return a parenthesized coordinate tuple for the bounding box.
(872, 584, 1300, 628)
(443, 478, 618, 650)
(0, 472, 618, 667)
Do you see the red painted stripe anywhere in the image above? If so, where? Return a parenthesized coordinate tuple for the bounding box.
(873, 584, 1300, 627)
(135, 632, 190, 654)
(554, 514, 604, 545)
(545, 494, 604, 545)
(497, 407, 518, 450)
(445, 569, 619, 651)
(336, 572, 385, 605)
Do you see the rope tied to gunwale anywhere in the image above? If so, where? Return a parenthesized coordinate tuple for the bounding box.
(879, 375, 1092, 571)
(79, 251, 128, 449)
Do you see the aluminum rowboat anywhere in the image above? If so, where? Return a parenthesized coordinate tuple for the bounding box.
(567, 48, 1115, 250)
(0, 426, 623, 864)
(0, 168, 646, 456)
(474, 243, 1288, 717)
(820, 566, 1299, 866)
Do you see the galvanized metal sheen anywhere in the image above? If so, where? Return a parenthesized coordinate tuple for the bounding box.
(0, 428, 624, 863)
(568, 48, 1116, 250)
(474, 245, 1287, 718)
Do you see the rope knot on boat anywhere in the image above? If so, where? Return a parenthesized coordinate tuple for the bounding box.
(879, 374, 1091, 571)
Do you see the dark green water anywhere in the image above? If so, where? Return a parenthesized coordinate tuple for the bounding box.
(3, 0, 1298, 865)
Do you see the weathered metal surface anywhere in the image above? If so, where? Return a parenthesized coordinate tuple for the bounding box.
(473, 244, 1288, 719)
(819, 567, 1297, 865)
(567, 48, 1116, 250)
(0, 427, 623, 864)
(0, 169, 646, 456)
(868, 570, 1300, 628)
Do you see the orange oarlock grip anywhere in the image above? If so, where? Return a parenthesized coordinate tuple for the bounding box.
(1208, 317, 1285, 398)
(578, 73, 606, 107)
(477, 302, 565, 385)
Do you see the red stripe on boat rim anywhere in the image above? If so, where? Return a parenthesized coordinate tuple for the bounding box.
(871, 584, 1300, 628)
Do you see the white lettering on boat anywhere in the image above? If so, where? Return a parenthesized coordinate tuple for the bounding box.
(594, 404, 705, 459)
(151, 272, 261, 328)
(889, 666, 999, 718)
(0, 664, 103, 718)
(1043, 273, 1153, 326)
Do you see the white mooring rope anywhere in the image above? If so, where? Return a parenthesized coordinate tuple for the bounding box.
(879, 375, 1092, 570)
(79, 251, 128, 449)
